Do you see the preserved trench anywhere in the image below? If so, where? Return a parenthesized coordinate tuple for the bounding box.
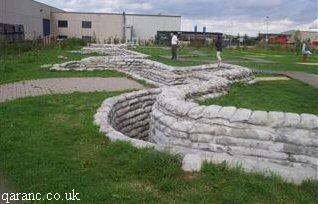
(52, 44, 318, 183)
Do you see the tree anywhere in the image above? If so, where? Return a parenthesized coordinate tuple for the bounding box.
(243, 34, 249, 46)
(294, 30, 301, 54)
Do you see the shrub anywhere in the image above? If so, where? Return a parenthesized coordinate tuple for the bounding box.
(113, 35, 120, 44)
(0, 39, 45, 55)
(0, 37, 87, 56)
(59, 38, 87, 49)
(190, 38, 205, 48)
(106, 37, 112, 44)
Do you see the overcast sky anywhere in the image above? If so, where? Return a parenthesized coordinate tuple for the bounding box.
(38, 0, 318, 36)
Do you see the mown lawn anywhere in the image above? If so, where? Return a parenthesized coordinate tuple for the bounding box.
(200, 79, 318, 115)
(133, 46, 318, 74)
(0, 47, 125, 84)
(2, 44, 317, 85)
(0, 92, 317, 203)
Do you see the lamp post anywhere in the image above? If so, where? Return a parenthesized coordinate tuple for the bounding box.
(265, 16, 270, 47)
(229, 22, 234, 47)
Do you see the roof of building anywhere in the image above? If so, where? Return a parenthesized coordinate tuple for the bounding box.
(33, 0, 64, 12)
(51, 11, 181, 18)
(280, 30, 296, 35)
(158, 31, 222, 35)
(281, 30, 318, 35)
(259, 33, 291, 37)
(33, 0, 180, 17)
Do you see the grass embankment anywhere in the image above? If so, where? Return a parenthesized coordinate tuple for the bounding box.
(0, 92, 317, 203)
(134, 46, 318, 74)
(200, 79, 318, 115)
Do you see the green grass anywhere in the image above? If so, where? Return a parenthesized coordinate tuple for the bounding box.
(200, 79, 318, 115)
(2, 44, 317, 85)
(1, 92, 317, 203)
(0, 46, 125, 84)
(133, 46, 318, 74)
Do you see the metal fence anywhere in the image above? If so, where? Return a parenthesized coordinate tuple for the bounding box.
(156, 31, 222, 45)
(0, 23, 25, 42)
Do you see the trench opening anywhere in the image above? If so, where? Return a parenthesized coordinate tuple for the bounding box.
(108, 90, 160, 142)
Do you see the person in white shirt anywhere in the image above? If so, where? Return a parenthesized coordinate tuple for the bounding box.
(301, 41, 312, 62)
(171, 33, 179, 60)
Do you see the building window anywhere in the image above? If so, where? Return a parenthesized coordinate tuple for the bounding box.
(58, 20, 68, 28)
(82, 36, 92, 42)
(58, 35, 68, 39)
(82, 21, 92, 29)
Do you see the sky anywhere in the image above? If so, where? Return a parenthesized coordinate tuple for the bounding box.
(38, 0, 318, 36)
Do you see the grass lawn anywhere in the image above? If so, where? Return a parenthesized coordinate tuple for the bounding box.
(200, 79, 318, 115)
(1, 92, 317, 203)
(0, 47, 125, 85)
(133, 46, 318, 74)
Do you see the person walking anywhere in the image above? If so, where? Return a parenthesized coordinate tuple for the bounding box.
(302, 41, 312, 62)
(171, 32, 179, 60)
(215, 34, 223, 66)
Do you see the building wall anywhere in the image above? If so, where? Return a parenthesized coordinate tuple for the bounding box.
(269, 36, 288, 45)
(126, 14, 181, 41)
(51, 12, 124, 42)
(288, 31, 318, 43)
(0, 0, 62, 39)
(299, 31, 318, 43)
(1, 0, 181, 42)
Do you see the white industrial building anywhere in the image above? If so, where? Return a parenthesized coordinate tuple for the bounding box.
(0, 0, 62, 39)
(0, 0, 181, 42)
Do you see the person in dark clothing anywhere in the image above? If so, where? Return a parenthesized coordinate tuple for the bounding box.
(215, 35, 222, 66)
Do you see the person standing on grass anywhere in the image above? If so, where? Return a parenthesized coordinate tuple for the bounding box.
(215, 34, 223, 66)
(302, 40, 312, 62)
(171, 32, 179, 60)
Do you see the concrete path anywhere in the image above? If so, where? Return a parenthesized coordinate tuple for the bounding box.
(0, 176, 20, 204)
(296, 62, 318, 66)
(282, 72, 318, 88)
(0, 77, 143, 102)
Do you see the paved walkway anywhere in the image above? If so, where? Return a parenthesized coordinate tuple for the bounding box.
(0, 176, 20, 204)
(282, 72, 318, 88)
(0, 77, 143, 102)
